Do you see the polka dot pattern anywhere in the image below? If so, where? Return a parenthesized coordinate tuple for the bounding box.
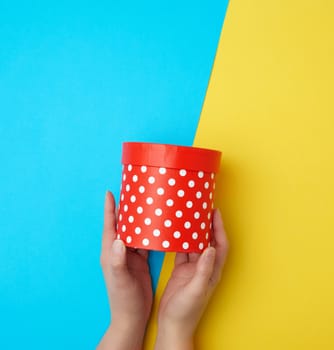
(117, 164, 216, 252)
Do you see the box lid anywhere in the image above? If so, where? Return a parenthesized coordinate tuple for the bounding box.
(122, 142, 221, 173)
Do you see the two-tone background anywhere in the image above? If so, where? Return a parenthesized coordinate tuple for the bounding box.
(1, 1, 334, 349)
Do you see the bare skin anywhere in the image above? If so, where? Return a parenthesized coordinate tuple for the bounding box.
(97, 191, 229, 350)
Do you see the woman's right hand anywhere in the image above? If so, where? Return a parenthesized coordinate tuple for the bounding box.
(155, 209, 229, 350)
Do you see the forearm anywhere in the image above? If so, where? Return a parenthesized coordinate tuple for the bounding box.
(154, 326, 194, 350)
(97, 323, 145, 350)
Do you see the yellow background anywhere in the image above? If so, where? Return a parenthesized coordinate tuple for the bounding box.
(145, 0, 334, 348)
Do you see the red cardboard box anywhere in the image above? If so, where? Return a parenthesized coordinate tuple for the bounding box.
(117, 142, 221, 253)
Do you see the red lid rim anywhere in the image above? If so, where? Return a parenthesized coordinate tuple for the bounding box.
(121, 142, 222, 173)
(123, 141, 221, 154)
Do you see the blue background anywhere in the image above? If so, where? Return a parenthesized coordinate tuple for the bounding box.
(0, 1, 228, 348)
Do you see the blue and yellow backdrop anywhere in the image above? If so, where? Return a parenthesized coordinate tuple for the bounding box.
(1, 1, 334, 349)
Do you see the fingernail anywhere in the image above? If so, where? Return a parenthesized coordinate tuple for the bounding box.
(112, 239, 125, 256)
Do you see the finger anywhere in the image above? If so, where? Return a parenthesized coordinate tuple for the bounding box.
(115, 205, 119, 221)
(188, 252, 200, 263)
(210, 226, 217, 247)
(137, 248, 149, 259)
(212, 208, 229, 258)
(101, 191, 117, 256)
(110, 239, 131, 285)
(212, 209, 228, 248)
(175, 252, 188, 266)
(103, 191, 116, 240)
(188, 247, 216, 295)
(210, 209, 229, 284)
(104, 191, 117, 235)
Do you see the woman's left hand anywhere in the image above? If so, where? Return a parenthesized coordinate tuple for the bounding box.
(97, 191, 153, 350)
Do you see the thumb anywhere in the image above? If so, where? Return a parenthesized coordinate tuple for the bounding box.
(188, 247, 216, 295)
(110, 240, 129, 280)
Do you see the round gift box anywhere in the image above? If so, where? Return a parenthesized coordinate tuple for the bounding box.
(117, 142, 222, 253)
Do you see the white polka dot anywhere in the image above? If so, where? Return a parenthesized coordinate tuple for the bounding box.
(121, 224, 126, 232)
(128, 216, 134, 223)
(196, 191, 202, 199)
(207, 212, 211, 219)
(119, 214, 123, 221)
(153, 229, 160, 237)
(199, 242, 204, 250)
(148, 176, 155, 184)
(173, 231, 181, 239)
(139, 185, 145, 193)
(123, 173, 126, 181)
(204, 182, 210, 189)
(157, 187, 164, 195)
(135, 227, 141, 234)
(194, 211, 200, 219)
(155, 208, 163, 216)
(182, 242, 189, 250)
(116, 233, 120, 239)
(124, 204, 128, 212)
(211, 173, 214, 179)
(130, 195, 136, 203)
(205, 232, 209, 240)
(126, 184, 130, 192)
(162, 240, 170, 248)
(132, 175, 138, 182)
(126, 236, 132, 243)
(192, 232, 198, 240)
(175, 210, 183, 218)
(198, 171, 204, 178)
(168, 178, 176, 186)
(200, 222, 206, 230)
(146, 197, 153, 205)
(142, 238, 150, 246)
(141, 165, 147, 173)
(179, 169, 187, 176)
(186, 201, 193, 208)
(177, 189, 185, 197)
(166, 199, 174, 207)
(121, 193, 124, 201)
(202, 202, 208, 209)
(188, 180, 195, 188)
(159, 167, 167, 175)
(128, 164, 133, 171)
(137, 206, 143, 214)
(184, 221, 191, 229)
(164, 219, 172, 227)
(209, 192, 213, 199)
(144, 218, 151, 225)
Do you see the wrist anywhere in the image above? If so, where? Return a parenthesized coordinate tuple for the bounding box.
(97, 321, 146, 350)
(111, 314, 147, 334)
(155, 325, 194, 350)
(112, 317, 147, 345)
